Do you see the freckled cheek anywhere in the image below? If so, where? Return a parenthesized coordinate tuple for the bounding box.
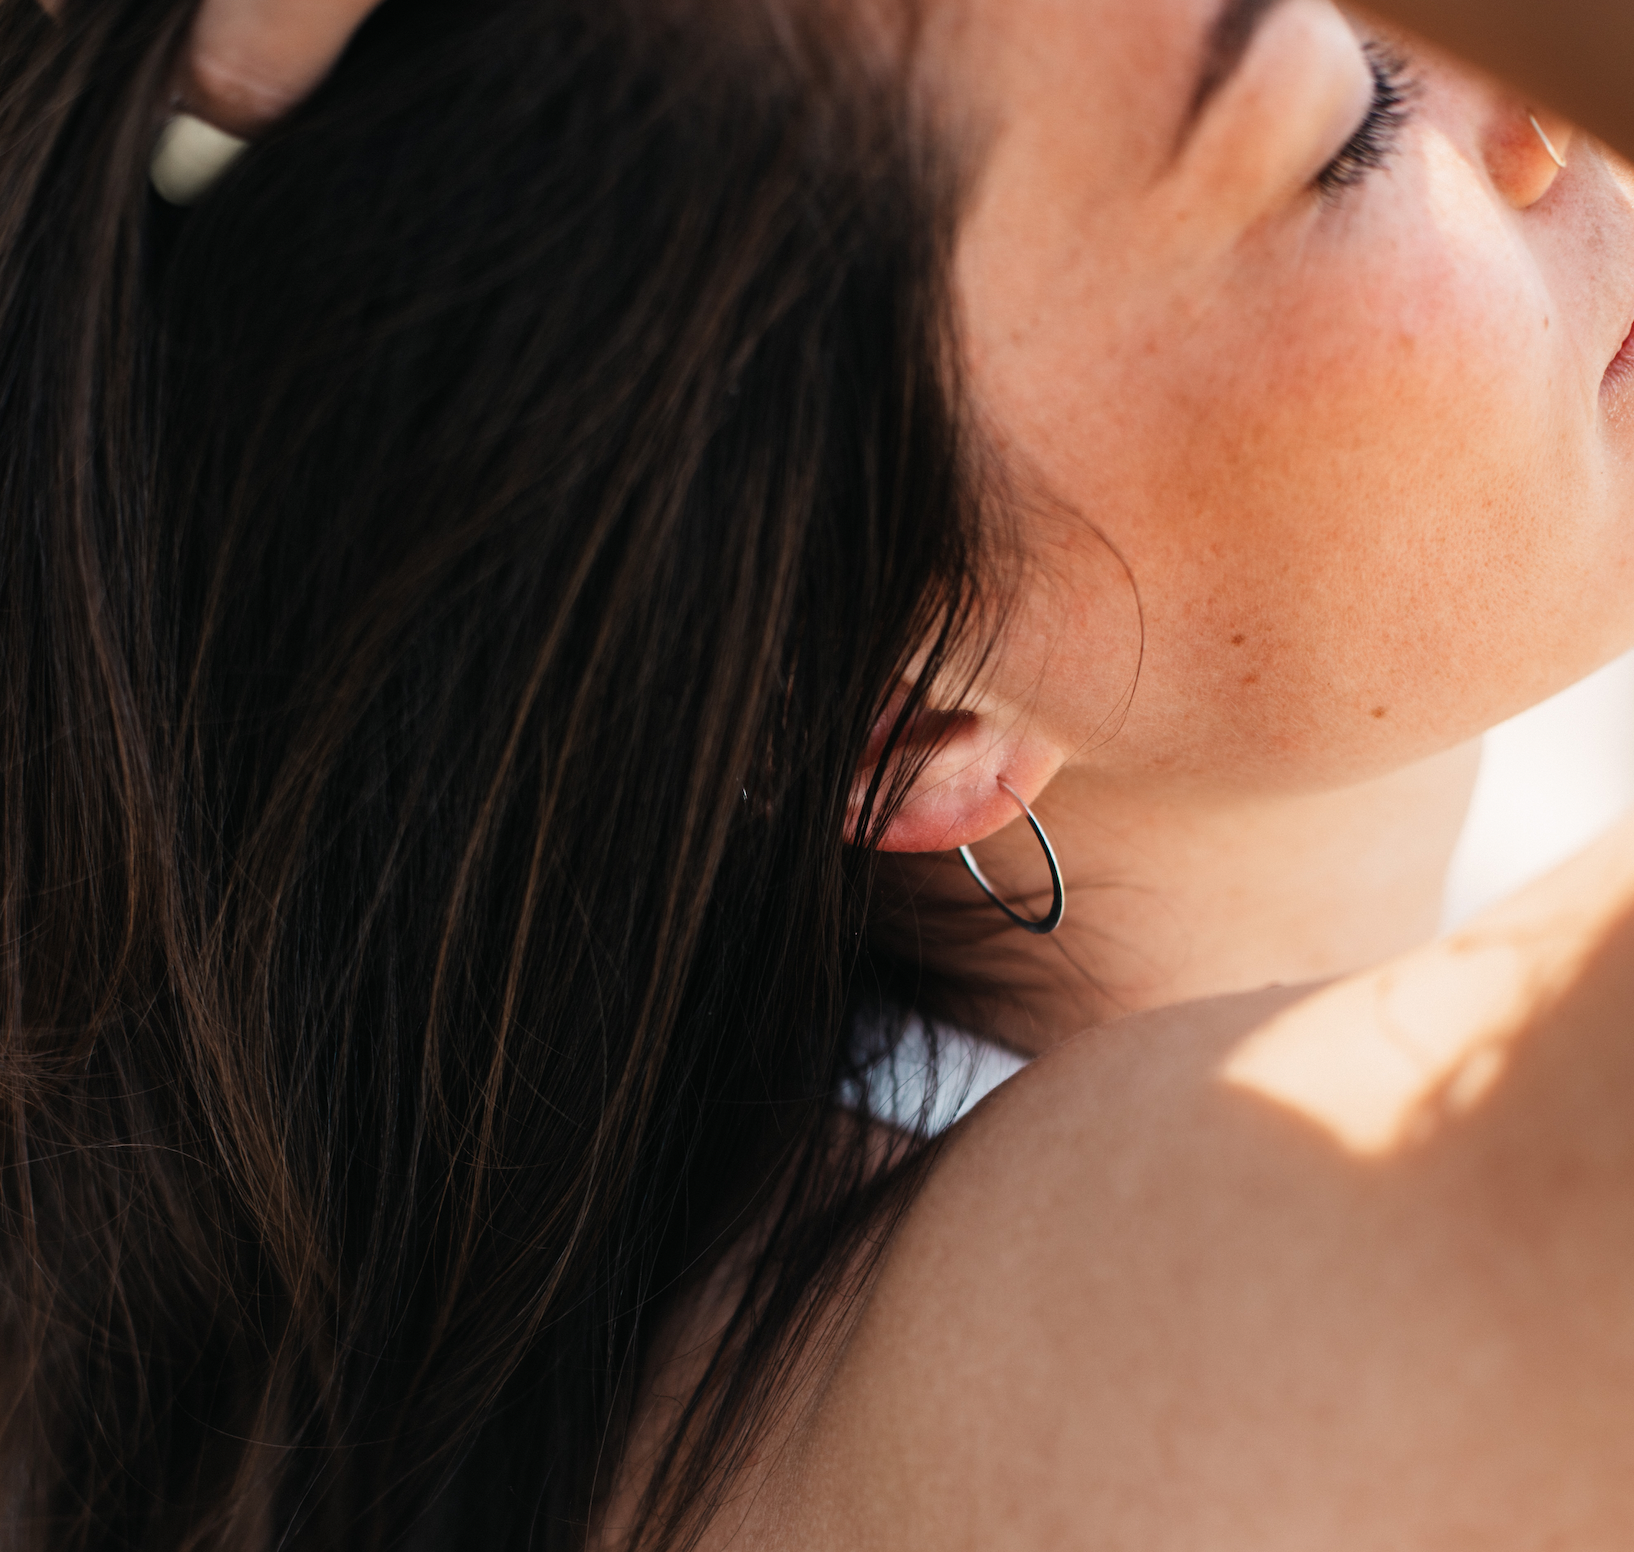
(1121, 280, 1526, 665)
(1191, 261, 1531, 530)
(1267, 259, 1498, 414)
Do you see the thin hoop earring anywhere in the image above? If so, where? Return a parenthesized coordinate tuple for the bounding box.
(957, 781, 1065, 935)
(1528, 113, 1567, 169)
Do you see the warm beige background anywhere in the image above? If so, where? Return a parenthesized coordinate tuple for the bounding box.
(1442, 648, 1634, 927)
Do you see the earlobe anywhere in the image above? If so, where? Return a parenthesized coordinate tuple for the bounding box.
(849, 698, 1062, 856)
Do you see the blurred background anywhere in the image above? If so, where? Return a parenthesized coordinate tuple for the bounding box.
(1441, 647, 1634, 928)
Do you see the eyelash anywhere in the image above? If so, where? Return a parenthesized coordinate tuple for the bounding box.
(1314, 42, 1416, 197)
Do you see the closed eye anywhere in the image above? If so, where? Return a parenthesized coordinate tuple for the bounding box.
(1315, 41, 1415, 198)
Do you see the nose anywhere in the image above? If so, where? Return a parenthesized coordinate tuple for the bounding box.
(1485, 102, 1574, 208)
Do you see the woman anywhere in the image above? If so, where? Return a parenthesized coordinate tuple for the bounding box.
(5, 0, 1634, 1547)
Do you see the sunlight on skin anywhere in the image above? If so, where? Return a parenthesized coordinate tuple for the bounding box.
(1224, 811, 1634, 1154)
(1223, 938, 1535, 1154)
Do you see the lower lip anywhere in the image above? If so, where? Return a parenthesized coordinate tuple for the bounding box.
(1605, 321, 1634, 393)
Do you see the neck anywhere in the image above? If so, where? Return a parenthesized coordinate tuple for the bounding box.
(875, 740, 1481, 1056)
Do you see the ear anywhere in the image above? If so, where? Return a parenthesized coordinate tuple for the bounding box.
(850, 691, 1062, 854)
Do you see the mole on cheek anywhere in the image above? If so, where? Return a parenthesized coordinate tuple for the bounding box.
(1371, 706, 1388, 719)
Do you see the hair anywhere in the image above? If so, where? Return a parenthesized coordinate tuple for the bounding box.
(0, 0, 993, 1546)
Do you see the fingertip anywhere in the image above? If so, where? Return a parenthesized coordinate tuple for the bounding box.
(183, 0, 383, 135)
(182, 52, 302, 136)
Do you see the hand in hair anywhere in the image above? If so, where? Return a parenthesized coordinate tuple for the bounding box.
(37, 0, 383, 135)
(182, 0, 386, 134)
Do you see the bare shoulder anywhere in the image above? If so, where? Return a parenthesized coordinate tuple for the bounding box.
(764, 821, 1634, 1550)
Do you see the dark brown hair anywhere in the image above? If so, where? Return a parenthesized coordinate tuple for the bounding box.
(0, 0, 987, 1546)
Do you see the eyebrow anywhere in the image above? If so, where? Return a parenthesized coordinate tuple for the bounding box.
(1185, 0, 1288, 130)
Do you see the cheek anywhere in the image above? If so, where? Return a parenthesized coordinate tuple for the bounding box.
(1002, 181, 1634, 789)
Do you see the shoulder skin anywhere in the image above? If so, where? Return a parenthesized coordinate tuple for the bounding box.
(757, 816, 1634, 1550)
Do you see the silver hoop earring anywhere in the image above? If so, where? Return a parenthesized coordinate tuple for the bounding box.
(957, 781, 1064, 936)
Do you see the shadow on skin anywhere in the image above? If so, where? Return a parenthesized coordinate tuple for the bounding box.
(779, 823, 1634, 1550)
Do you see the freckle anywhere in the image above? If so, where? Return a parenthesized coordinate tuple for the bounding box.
(1544, 315, 1551, 331)
(1230, 633, 1246, 646)
(1371, 706, 1388, 719)
(1241, 672, 1259, 687)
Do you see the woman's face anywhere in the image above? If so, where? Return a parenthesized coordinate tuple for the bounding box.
(945, 0, 1634, 802)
